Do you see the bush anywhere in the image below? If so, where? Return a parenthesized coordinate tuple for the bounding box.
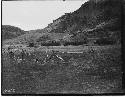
(41, 40, 61, 46)
(95, 37, 115, 45)
(63, 41, 85, 46)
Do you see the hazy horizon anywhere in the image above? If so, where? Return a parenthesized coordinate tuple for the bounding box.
(2, 1, 88, 31)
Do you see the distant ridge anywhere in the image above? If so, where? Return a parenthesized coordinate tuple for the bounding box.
(2, 25, 27, 40)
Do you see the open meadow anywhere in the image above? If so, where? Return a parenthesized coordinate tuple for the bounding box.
(2, 45, 123, 94)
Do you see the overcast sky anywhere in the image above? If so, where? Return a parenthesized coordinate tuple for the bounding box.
(2, 1, 88, 31)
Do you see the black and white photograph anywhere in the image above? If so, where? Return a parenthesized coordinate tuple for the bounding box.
(1, 0, 124, 95)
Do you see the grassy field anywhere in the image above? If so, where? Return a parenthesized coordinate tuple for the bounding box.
(2, 45, 123, 94)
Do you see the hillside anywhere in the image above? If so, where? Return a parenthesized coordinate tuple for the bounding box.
(2, 25, 27, 41)
(3, 0, 122, 46)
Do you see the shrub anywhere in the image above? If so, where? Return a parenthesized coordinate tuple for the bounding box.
(41, 40, 61, 46)
(63, 41, 85, 46)
(95, 37, 115, 45)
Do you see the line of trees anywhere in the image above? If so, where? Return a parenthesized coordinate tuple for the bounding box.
(27, 36, 117, 47)
(41, 41, 60, 46)
(28, 40, 87, 47)
(95, 37, 116, 45)
(40, 40, 86, 46)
